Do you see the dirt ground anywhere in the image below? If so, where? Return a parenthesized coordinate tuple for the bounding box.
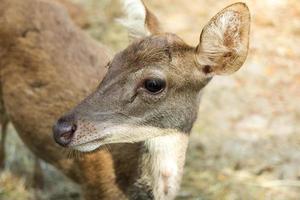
(1, 0, 299, 199)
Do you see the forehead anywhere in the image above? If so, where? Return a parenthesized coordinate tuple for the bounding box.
(112, 33, 194, 69)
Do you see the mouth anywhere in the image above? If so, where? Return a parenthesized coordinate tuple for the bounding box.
(72, 141, 102, 152)
(67, 124, 174, 152)
(69, 135, 111, 152)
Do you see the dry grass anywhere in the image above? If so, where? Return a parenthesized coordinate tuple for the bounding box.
(1, 0, 299, 199)
(0, 171, 33, 200)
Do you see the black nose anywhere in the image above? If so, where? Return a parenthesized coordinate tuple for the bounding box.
(53, 117, 77, 147)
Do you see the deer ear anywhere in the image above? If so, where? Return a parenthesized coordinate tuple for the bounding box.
(196, 3, 250, 75)
(118, 0, 161, 40)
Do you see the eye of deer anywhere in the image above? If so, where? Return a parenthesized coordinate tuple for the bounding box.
(144, 78, 166, 94)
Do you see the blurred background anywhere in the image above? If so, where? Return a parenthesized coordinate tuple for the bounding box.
(0, 0, 299, 199)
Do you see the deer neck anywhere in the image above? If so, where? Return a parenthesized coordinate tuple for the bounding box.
(138, 133, 189, 200)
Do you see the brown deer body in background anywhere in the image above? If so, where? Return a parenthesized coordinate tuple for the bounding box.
(0, 0, 250, 199)
(0, 0, 90, 188)
(0, 0, 125, 198)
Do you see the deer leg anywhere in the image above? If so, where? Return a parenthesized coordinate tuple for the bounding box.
(0, 118, 8, 170)
(32, 156, 44, 190)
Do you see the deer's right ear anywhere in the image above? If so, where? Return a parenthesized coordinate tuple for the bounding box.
(118, 0, 161, 40)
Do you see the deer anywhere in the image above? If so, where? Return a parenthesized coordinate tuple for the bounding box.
(0, 0, 90, 188)
(0, 0, 250, 198)
(0, 0, 123, 197)
(53, 0, 250, 199)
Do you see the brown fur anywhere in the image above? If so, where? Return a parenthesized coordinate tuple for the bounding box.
(0, 0, 125, 198)
(0, 85, 8, 169)
(56, 0, 90, 29)
(0, 0, 90, 184)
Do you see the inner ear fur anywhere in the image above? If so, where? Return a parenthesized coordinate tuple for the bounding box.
(196, 2, 250, 75)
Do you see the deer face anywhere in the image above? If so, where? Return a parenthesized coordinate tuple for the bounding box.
(53, 1, 250, 152)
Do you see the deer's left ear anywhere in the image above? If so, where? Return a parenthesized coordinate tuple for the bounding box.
(118, 0, 161, 40)
(196, 3, 250, 75)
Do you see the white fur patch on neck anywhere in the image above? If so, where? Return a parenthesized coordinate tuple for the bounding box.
(118, 0, 150, 39)
(145, 134, 188, 200)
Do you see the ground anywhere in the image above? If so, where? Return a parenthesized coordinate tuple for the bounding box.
(0, 0, 299, 199)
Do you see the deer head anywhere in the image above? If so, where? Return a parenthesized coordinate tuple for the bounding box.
(53, 1, 250, 152)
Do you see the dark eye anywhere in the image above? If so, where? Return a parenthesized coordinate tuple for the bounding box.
(144, 78, 166, 94)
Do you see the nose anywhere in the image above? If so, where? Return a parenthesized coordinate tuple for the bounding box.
(53, 116, 77, 147)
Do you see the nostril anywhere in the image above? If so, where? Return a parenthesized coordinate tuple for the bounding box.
(58, 128, 74, 145)
(61, 132, 72, 141)
(71, 124, 77, 133)
(53, 118, 77, 147)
